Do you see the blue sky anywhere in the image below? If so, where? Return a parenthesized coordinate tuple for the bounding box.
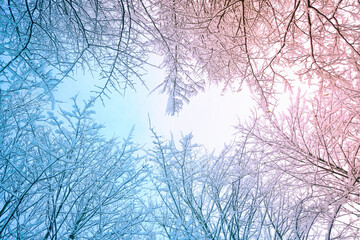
(55, 56, 255, 152)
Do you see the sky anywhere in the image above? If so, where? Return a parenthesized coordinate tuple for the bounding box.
(55, 56, 255, 152)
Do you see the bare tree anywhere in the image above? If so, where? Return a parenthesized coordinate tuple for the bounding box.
(236, 88, 360, 239)
(0, 0, 151, 103)
(2, 1, 360, 239)
(148, 0, 360, 112)
(148, 128, 320, 239)
(2, 0, 359, 109)
(143, 2, 360, 237)
(0, 94, 149, 239)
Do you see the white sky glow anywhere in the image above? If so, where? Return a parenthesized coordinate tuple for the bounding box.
(56, 59, 255, 151)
